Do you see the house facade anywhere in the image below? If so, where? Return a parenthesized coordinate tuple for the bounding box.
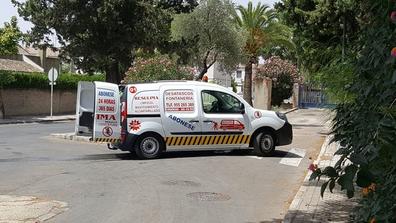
(0, 45, 60, 74)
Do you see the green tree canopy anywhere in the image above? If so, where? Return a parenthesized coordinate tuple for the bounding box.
(0, 16, 22, 56)
(12, 0, 196, 84)
(171, 0, 244, 80)
(234, 1, 293, 105)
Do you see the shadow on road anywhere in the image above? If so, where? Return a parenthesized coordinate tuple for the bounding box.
(73, 149, 303, 161)
(0, 149, 304, 162)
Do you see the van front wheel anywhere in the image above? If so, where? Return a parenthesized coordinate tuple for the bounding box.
(134, 134, 163, 159)
(253, 131, 275, 156)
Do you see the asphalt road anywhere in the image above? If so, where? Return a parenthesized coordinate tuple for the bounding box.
(0, 109, 330, 223)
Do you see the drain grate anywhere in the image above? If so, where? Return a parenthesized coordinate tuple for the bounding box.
(186, 192, 231, 201)
(162, 180, 201, 187)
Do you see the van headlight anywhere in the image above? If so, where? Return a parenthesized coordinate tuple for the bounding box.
(276, 112, 288, 122)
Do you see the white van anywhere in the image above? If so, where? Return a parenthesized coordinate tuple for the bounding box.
(75, 81, 292, 159)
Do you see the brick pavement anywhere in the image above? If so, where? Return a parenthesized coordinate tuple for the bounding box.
(284, 135, 358, 222)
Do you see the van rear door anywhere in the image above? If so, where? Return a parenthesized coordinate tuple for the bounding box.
(75, 81, 95, 135)
(75, 81, 120, 143)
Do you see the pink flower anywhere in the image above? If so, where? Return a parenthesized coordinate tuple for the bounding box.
(391, 47, 396, 57)
(308, 163, 318, 172)
(391, 11, 396, 23)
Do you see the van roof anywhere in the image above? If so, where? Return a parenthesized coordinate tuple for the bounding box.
(126, 80, 231, 91)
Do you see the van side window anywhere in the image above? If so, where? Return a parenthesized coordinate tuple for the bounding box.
(201, 90, 244, 114)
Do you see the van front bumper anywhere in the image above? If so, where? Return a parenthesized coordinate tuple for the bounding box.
(275, 121, 293, 146)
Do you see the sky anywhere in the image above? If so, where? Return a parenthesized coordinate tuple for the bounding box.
(0, 0, 279, 44)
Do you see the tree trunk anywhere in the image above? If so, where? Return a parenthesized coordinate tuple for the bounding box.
(105, 62, 121, 84)
(197, 67, 208, 80)
(243, 58, 254, 106)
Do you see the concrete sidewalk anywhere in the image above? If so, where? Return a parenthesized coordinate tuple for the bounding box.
(0, 114, 75, 125)
(284, 134, 358, 222)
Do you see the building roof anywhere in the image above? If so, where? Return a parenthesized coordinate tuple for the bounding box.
(18, 45, 60, 58)
(0, 58, 42, 73)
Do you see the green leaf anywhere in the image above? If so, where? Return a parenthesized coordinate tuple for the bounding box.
(356, 168, 374, 188)
(322, 166, 338, 178)
(346, 189, 354, 198)
(335, 147, 349, 155)
(320, 181, 329, 198)
(349, 153, 368, 165)
(337, 165, 358, 192)
(392, 70, 396, 84)
(309, 169, 321, 181)
(329, 179, 336, 193)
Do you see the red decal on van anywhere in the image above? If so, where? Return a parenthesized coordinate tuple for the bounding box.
(129, 86, 137, 94)
(219, 120, 245, 130)
(102, 126, 113, 137)
(96, 114, 116, 120)
(129, 120, 141, 131)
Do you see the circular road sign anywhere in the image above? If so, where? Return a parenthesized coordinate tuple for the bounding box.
(48, 67, 58, 82)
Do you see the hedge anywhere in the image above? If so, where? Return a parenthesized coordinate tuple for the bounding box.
(0, 70, 105, 90)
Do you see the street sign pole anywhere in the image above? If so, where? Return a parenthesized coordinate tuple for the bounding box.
(50, 76, 53, 118)
(48, 68, 58, 119)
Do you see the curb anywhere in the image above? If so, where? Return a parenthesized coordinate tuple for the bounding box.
(283, 135, 332, 223)
(50, 132, 91, 142)
(284, 107, 298, 114)
(0, 117, 75, 125)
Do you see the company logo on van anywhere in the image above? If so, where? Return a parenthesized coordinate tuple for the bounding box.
(96, 114, 116, 120)
(98, 91, 114, 97)
(168, 115, 195, 130)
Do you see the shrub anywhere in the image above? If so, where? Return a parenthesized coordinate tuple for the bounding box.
(308, 2, 396, 222)
(255, 56, 300, 106)
(271, 73, 293, 106)
(123, 54, 194, 83)
(0, 70, 104, 89)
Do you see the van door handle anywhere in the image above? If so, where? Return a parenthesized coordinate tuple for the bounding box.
(203, 120, 213, 123)
(189, 120, 199, 123)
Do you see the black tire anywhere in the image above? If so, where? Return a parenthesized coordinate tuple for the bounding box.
(134, 134, 164, 159)
(253, 131, 275, 156)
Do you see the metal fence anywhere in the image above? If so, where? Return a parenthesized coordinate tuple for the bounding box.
(298, 85, 335, 108)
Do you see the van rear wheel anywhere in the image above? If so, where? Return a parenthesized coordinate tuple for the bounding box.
(253, 131, 275, 156)
(134, 134, 163, 159)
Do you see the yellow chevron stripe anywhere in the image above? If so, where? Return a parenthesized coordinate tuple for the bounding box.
(246, 135, 252, 144)
(180, 136, 187, 145)
(208, 136, 215, 144)
(241, 135, 247, 144)
(190, 136, 195, 145)
(227, 135, 234, 144)
(184, 136, 191, 145)
(223, 136, 230, 144)
(94, 138, 119, 143)
(194, 136, 201, 145)
(171, 137, 177, 146)
(232, 135, 239, 144)
(212, 136, 219, 144)
(163, 134, 253, 146)
(204, 136, 210, 145)
(175, 137, 181, 146)
(235, 135, 242, 144)
(189, 136, 194, 145)
(198, 136, 204, 145)
(218, 135, 224, 144)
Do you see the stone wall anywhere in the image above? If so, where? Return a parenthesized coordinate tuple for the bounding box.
(253, 78, 272, 110)
(0, 88, 76, 118)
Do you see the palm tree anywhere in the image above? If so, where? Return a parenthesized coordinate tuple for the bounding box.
(234, 2, 293, 105)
